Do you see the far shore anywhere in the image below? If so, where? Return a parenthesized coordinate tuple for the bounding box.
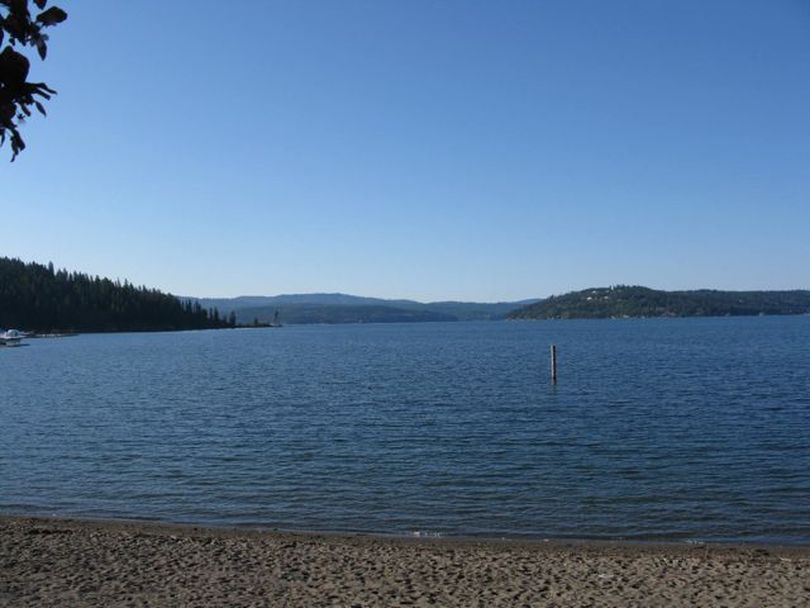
(2, 516, 808, 607)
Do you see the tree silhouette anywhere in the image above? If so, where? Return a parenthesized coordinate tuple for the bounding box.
(1, 0, 67, 161)
(0, 256, 232, 332)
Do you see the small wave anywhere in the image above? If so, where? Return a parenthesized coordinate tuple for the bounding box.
(410, 530, 444, 538)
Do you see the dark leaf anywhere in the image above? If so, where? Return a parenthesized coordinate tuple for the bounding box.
(34, 0, 48, 9)
(36, 6, 67, 26)
(9, 0, 29, 18)
(3, 14, 26, 41)
(30, 81, 55, 98)
(11, 128, 26, 161)
(0, 46, 30, 86)
(34, 100, 45, 115)
(35, 34, 47, 59)
(0, 102, 14, 122)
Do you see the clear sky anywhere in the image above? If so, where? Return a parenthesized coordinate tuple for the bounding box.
(3, 0, 809, 301)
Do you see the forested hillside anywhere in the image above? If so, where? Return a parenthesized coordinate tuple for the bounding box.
(0, 257, 232, 332)
(509, 286, 810, 319)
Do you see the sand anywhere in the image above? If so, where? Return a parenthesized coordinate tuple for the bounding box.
(1, 516, 808, 607)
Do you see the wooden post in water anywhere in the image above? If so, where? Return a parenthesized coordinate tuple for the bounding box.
(550, 344, 558, 384)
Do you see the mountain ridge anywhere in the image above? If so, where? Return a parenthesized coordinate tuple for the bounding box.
(187, 293, 540, 324)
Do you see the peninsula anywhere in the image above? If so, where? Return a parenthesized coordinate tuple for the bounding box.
(509, 286, 810, 320)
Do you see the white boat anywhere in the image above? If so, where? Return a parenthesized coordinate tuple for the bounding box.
(0, 329, 24, 347)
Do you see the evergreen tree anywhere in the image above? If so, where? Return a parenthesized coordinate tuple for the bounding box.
(0, 257, 230, 332)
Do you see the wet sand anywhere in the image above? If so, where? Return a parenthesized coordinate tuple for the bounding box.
(1, 516, 808, 607)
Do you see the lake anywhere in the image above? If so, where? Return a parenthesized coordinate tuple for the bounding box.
(2, 317, 809, 543)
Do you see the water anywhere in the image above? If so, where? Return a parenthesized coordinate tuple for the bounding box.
(2, 317, 809, 543)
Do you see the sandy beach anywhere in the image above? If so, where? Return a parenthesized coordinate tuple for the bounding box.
(1, 516, 808, 607)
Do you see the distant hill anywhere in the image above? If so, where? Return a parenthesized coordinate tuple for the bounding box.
(508, 286, 810, 320)
(192, 293, 420, 315)
(189, 293, 539, 324)
(237, 304, 456, 325)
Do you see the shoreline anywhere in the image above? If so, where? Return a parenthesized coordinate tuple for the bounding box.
(3, 513, 810, 551)
(3, 516, 809, 607)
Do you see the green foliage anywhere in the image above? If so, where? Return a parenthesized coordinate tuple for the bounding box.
(1, 0, 67, 161)
(509, 285, 810, 320)
(0, 257, 233, 332)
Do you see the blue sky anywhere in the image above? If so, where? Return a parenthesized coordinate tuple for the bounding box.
(3, 1, 809, 301)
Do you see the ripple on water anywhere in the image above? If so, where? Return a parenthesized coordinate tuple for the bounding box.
(1, 317, 809, 543)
